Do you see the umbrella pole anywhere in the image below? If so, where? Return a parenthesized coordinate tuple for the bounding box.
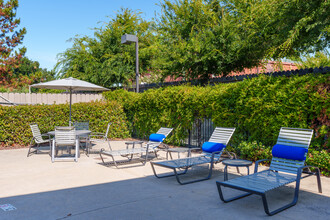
(69, 89, 72, 126)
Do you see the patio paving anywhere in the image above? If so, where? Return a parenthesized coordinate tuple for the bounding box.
(0, 141, 329, 220)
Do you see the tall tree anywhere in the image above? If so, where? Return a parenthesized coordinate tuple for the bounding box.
(0, 0, 26, 85)
(154, 0, 330, 81)
(154, 0, 265, 81)
(226, 0, 330, 59)
(55, 8, 156, 87)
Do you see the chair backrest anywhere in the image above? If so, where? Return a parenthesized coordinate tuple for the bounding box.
(30, 123, 44, 144)
(73, 121, 89, 130)
(147, 127, 173, 146)
(105, 123, 111, 137)
(55, 126, 76, 146)
(208, 127, 236, 146)
(269, 127, 313, 174)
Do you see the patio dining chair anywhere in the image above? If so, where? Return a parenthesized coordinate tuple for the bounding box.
(150, 127, 236, 185)
(27, 123, 52, 157)
(88, 122, 111, 154)
(73, 121, 89, 154)
(216, 127, 322, 216)
(52, 126, 79, 162)
(100, 127, 173, 168)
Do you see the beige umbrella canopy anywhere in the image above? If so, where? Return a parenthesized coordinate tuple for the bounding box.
(30, 77, 109, 124)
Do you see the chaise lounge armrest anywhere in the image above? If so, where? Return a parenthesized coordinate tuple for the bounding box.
(254, 159, 272, 173)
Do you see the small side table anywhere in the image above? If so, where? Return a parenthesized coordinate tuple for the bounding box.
(166, 147, 200, 159)
(125, 141, 144, 149)
(222, 159, 253, 181)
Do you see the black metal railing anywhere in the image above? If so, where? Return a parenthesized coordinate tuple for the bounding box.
(186, 118, 214, 148)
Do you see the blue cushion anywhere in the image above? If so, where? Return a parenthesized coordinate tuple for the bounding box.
(202, 142, 226, 153)
(149, 133, 166, 142)
(272, 144, 308, 161)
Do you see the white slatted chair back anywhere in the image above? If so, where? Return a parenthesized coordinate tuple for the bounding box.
(30, 123, 45, 144)
(208, 127, 236, 145)
(270, 127, 313, 174)
(55, 126, 76, 146)
(203, 127, 236, 158)
(147, 127, 173, 146)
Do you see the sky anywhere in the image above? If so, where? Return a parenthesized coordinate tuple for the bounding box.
(16, 0, 162, 71)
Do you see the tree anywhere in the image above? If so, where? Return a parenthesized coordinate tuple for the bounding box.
(294, 50, 330, 69)
(0, 56, 55, 92)
(154, 0, 272, 81)
(0, 0, 26, 85)
(154, 0, 330, 81)
(226, 0, 330, 59)
(55, 8, 156, 87)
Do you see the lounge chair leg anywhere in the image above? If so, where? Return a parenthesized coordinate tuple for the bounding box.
(216, 181, 252, 203)
(173, 162, 215, 185)
(151, 162, 188, 179)
(315, 167, 322, 193)
(263, 172, 304, 216)
(140, 150, 149, 165)
(100, 150, 118, 168)
(261, 189, 300, 216)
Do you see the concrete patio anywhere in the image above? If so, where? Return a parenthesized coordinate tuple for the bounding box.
(0, 141, 329, 220)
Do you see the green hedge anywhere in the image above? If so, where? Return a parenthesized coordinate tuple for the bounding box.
(0, 101, 130, 147)
(104, 73, 330, 175)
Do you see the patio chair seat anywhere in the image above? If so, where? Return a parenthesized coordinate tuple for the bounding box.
(154, 156, 214, 168)
(221, 170, 297, 193)
(101, 147, 150, 157)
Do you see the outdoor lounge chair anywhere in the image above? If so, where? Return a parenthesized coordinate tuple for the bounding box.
(216, 127, 322, 216)
(73, 121, 90, 155)
(27, 123, 52, 157)
(151, 127, 236, 185)
(99, 127, 173, 168)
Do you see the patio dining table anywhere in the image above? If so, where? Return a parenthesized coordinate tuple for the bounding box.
(47, 130, 91, 137)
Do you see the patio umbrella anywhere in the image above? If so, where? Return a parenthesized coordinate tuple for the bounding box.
(30, 77, 109, 124)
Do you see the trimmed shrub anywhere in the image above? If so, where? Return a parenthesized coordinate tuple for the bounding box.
(235, 141, 272, 162)
(105, 73, 329, 148)
(104, 73, 329, 175)
(307, 150, 330, 176)
(0, 101, 129, 147)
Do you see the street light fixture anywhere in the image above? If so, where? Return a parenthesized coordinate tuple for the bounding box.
(121, 34, 139, 93)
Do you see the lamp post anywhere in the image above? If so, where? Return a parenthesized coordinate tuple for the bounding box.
(121, 34, 139, 93)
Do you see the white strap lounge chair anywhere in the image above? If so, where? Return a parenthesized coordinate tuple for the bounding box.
(151, 127, 236, 185)
(216, 127, 322, 216)
(99, 127, 173, 168)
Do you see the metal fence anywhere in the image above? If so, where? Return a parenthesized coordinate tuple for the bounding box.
(131, 117, 214, 148)
(123, 66, 330, 93)
(185, 118, 215, 148)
